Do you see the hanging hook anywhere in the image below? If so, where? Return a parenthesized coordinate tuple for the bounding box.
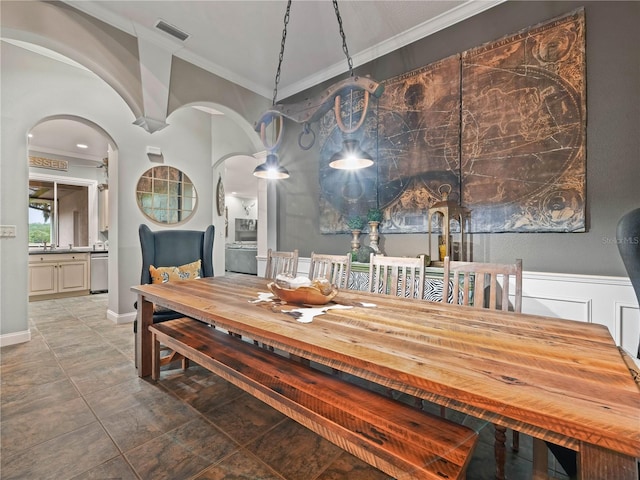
(298, 123, 316, 150)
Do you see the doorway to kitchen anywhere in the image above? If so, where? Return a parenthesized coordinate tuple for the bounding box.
(27, 116, 113, 305)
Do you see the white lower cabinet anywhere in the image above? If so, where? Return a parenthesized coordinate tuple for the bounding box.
(29, 253, 90, 300)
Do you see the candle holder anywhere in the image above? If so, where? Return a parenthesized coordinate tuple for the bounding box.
(368, 221, 381, 253)
(350, 230, 362, 252)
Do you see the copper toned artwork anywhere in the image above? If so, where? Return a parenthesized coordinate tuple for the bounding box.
(318, 9, 585, 234)
(461, 8, 586, 232)
(376, 55, 461, 234)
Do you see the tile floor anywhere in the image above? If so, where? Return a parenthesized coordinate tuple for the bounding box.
(1, 294, 573, 480)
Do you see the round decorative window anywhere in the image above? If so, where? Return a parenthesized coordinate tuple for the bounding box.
(136, 166, 197, 224)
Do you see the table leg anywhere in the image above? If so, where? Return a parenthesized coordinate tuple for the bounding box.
(136, 294, 153, 377)
(494, 424, 506, 480)
(578, 442, 638, 480)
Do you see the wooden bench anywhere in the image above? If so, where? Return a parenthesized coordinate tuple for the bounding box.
(149, 317, 479, 480)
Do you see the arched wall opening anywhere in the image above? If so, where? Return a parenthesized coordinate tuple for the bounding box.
(1, 34, 270, 344)
(27, 114, 117, 306)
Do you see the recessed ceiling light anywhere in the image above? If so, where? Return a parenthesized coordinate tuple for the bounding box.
(28, 133, 33, 138)
(76, 144, 88, 149)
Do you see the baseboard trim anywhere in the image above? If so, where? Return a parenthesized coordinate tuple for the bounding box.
(0, 329, 31, 347)
(107, 309, 136, 325)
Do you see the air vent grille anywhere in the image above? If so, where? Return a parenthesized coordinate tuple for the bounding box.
(155, 20, 189, 42)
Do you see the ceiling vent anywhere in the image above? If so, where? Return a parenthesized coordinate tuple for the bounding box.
(154, 20, 190, 42)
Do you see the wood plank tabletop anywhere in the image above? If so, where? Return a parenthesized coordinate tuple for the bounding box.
(133, 273, 640, 463)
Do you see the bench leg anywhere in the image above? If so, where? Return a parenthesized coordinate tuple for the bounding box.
(532, 437, 549, 480)
(152, 333, 161, 381)
(494, 424, 506, 480)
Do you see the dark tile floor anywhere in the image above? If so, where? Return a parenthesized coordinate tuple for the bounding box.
(1, 294, 572, 480)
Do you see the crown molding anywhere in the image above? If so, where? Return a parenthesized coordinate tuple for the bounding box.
(61, 0, 506, 100)
(278, 0, 506, 99)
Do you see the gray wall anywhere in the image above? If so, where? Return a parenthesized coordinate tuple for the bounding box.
(275, 1, 640, 277)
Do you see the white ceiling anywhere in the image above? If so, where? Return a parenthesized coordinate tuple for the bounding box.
(21, 0, 504, 199)
(64, 0, 503, 100)
(28, 119, 109, 165)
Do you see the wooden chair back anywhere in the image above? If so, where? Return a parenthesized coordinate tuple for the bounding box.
(442, 257, 522, 312)
(442, 256, 523, 477)
(309, 252, 352, 289)
(264, 248, 299, 280)
(368, 254, 426, 299)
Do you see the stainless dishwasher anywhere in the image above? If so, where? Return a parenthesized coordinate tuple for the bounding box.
(90, 251, 108, 293)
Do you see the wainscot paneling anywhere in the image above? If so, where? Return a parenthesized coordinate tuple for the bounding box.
(521, 272, 639, 354)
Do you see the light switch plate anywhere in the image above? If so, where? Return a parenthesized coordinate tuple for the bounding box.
(0, 225, 17, 238)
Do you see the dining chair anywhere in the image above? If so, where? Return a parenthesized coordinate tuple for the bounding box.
(309, 252, 352, 289)
(442, 257, 522, 312)
(617, 207, 640, 358)
(264, 248, 299, 280)
(134, 223, 215, 368)
(368, 253, 426, 403)
(442, 256, 523, 480)
(368, 254, 426, 299)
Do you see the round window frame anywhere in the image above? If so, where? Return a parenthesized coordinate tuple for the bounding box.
(135, 165, 198, 225)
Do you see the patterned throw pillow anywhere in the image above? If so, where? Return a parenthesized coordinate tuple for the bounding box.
(149, 259, 202, 312)
(149, 259, 202, 284)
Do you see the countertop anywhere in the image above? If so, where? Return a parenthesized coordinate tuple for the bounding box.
(29, 248, 108, 255)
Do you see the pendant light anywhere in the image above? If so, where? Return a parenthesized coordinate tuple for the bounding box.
(253, 0, 384, 179)
(253, 153, 290, 179)
(329, 87, 373, 170)
(328, 139, 373, 170)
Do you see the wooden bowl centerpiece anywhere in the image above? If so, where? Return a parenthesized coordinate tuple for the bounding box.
(268, 277, 337, 305)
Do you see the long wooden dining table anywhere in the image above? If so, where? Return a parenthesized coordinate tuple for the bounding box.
(133, 273, 639, 480)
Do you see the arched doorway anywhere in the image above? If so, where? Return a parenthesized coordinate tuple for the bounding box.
(27, 116, 117, 303)
(220, 154, 260, 275)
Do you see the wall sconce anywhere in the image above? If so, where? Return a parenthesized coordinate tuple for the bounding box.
(253, 0, 384, 179)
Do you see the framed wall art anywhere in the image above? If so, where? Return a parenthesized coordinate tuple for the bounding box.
(317, 8, 586, 234)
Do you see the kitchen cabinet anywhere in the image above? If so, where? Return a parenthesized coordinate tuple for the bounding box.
(29, 252, 90, 300)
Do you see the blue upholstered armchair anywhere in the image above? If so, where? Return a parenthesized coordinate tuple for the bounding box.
(133, 223, 214, 333)
(617, 207, 640, 358)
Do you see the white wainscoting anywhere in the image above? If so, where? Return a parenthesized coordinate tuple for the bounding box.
(257, 256, 639, 354)
(521, 271, 639, 355)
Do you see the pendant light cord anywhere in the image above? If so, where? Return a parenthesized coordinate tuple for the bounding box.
(332, 0, 354, 77)
(272, 0, 292, 106)
(272, 0, 355, 107)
